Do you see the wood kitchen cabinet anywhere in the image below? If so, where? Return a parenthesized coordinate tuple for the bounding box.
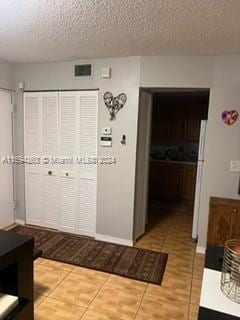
(207, 197, 240, 246)
(149, 161, 183, 200)
(148, 161, 197, 201)
(151, 97, 208, 142)
(151, 103, 184, 141)
(182, 164, 197, 200)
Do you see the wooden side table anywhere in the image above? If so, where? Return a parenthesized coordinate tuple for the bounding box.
(0, 230, 34, 320)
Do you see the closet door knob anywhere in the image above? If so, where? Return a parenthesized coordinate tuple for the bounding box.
(48, 171, 52, 175)
(66, 173, 69, 177)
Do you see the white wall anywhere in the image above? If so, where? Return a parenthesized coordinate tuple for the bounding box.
(140, 56, 214, 88)
(140, 55, 240, 249)
(14, 56, 141, 242)
(198, 55, 240, 248)
(0, 59, 14, 90)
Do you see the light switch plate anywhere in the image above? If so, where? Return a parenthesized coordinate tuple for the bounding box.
(230, 160, 240, 172)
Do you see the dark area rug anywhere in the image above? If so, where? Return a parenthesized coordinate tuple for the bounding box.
(12, 225, 168, 285)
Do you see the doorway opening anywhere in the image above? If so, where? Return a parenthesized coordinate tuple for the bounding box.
(134, 88, 210, 251)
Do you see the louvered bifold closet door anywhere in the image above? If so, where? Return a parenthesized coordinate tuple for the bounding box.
(78, 91, 98, 236)
(58, 92, 78, 233)
(41, 92, 59, 229)
(24, 93, 42, 225)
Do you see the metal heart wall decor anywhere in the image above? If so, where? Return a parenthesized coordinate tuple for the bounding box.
(222, 110, 239, 125)
(103, 91, 127, 120)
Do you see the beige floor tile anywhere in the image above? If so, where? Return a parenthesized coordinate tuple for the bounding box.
(165, 258, 194, 276)
(135, 293, 189, 320)
(89, 275, 147, 320)
(192, 254, 205, 280)
(147, 272, 192, 302)
(190, 278, 202, 305)
(71, 266, 109, 279)
(35, 297, 86, 320)
(82, 309, 131, 320)
(34, 264, 69, 296)
(49, 268, 108, 307)
(40, 258, 75, 272)
(34, 257, 45, 265)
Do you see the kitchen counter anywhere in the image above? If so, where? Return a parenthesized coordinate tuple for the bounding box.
(150, 159, 197, 165)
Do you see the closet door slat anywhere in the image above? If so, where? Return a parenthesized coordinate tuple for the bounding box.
(41, 92, 59, 229)
(77, 91, 98, 236)
(58, 92, 78, 233)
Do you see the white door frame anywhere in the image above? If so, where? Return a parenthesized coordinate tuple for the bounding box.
(0, 89, 15, 228)
(133, 90, 152, 241)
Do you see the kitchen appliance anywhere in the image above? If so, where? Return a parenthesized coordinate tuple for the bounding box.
(192, 120, 207, 239)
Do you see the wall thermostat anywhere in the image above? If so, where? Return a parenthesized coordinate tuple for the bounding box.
(100, 136, 112, 147)
(102, 127, 112, 135)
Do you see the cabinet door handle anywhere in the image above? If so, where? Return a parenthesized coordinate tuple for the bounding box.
(233, 208, 238, 213)
(48, 171, 52, 175)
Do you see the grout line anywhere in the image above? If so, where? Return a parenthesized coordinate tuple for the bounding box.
(35, 262, 73, 300)
(34, 294, 47, 310)
(160, 216, 174, 251)
(87, 273, 111, 308)
(187, 243, 197, 320)
(78, 272, 111, 319)
(78, 273, 111, 319)
(134, 283, 148, 320)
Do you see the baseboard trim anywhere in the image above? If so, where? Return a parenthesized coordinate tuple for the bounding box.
(196, 245, 206, 254)
(95, 233, 133, 247)
(15, 219, 26, 226)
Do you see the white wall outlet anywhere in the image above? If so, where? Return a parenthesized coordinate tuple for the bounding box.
(230, 160, 240, 172)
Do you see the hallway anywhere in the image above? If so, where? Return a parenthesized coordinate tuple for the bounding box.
(135, 201, 205, 319)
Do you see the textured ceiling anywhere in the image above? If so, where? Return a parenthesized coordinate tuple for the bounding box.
(0, 0, 240, 63)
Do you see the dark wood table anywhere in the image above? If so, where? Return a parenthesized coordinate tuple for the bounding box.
(0, 230, 34, 320)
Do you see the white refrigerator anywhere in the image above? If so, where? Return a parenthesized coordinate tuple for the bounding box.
(192, 120, 207, 239)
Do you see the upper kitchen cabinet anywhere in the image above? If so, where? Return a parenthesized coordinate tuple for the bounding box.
(151, 94, 208, 142)
(184, 104, 208, 141)
(151, 102, 184, 141)
(151, 105, 169, 140)
(168, 106, 184, 140)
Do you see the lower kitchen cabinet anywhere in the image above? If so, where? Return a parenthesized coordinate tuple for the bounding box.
(149, 161, 183, 200)
(149, 161, 197, 201)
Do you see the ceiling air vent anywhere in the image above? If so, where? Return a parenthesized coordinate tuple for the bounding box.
(74, 64, 92, 77)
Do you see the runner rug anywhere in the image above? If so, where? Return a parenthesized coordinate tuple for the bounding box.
(12, 225, 168, 285)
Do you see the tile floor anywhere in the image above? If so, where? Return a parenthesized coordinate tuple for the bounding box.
(34, 201, 204, 320)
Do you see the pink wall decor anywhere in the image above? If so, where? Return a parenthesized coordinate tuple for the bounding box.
(222, 110, 238, 125)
